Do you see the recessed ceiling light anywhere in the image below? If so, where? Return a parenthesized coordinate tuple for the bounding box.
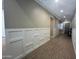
(60, 10, 64, 13)
(55, 0, 59, 2)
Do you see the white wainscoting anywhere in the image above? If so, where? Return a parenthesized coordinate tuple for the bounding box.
(5, 28, 50, 59)
(72, 28, 76, 53)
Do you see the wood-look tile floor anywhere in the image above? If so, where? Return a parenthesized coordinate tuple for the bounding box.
(22, 34, 76, 59)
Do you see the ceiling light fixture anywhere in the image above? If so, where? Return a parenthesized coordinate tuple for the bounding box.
(55, 0, 59, 3)
(60, 10, 64, 13)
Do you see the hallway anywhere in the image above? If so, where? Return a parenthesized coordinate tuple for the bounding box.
(2, 0, 76, 59)
(23, 34, 75, 59)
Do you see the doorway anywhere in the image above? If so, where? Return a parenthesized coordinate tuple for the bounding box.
(50, 17, 54, 38)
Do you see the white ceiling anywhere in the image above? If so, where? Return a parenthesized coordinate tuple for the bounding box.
(35, 0, 76, 21)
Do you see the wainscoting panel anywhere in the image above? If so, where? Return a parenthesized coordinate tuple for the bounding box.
(5, 28, 50, 59)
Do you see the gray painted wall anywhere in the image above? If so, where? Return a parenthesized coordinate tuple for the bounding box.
(4, 0, 50, 28)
